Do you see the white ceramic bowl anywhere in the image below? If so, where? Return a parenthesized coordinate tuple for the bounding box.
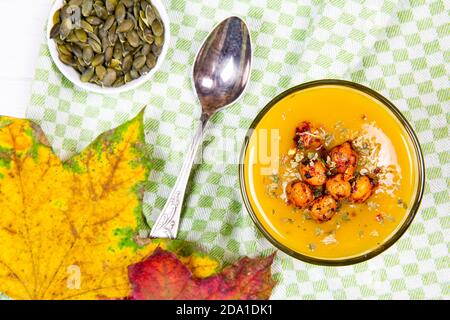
(47, 0, 170, 94)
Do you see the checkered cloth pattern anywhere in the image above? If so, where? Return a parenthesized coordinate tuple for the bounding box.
(15, 0, 450, 299)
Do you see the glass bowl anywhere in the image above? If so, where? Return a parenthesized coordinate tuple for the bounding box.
(239, 79, 425, 266)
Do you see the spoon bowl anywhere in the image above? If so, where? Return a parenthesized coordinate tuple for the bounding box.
(194, 16, 252, 115)
(150, 16, 252, 239)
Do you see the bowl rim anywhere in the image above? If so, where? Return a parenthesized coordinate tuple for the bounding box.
(46, 0, 170, 94)
(238, 79, 426, 266)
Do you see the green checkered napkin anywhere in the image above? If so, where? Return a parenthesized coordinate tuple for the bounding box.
(20, 0, 450, 299)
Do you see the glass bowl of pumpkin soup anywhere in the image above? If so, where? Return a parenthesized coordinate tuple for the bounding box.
(239, 79, 425, 265)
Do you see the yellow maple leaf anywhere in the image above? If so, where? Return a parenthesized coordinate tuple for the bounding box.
(0, 112, 162, 300)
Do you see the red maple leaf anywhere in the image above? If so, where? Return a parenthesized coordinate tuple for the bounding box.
(126, 247, 276, 300)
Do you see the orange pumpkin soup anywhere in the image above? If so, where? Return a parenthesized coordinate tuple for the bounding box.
(242, 84, 420, 262)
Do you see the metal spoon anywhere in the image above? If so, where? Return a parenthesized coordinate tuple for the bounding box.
(150, 16, 252, 239)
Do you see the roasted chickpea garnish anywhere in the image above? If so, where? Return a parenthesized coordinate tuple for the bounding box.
(350, 175, 376, 203)
(294, 121, 323, 150)
(329, 142, 358, 181)
(278, 121, 380, 222)
(310, 195, 337, 222)
(286, 181, 314, 208)
(300, 160, 327, 186)
(326, 174, 351, 200)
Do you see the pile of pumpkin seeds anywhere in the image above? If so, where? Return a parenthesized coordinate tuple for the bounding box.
(50, 0, 165, 88)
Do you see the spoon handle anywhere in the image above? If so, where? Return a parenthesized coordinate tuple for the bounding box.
(149, 114, 209, 239)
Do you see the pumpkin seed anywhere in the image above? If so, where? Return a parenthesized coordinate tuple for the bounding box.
(91, 75, 99, 83)
(113, 43, 123, 59)
(53, 9, 61, 25)
(142, 29, 154, 44)
(139, 65, 150, 76)
(82, 46, 94, 64)
(138, 15, 146, 30)
(60, 5, 75, 20)
(72, 44, 83, 58)
(116, 19, 134, 33)
(151, 43, 161, 55)
(59, 53, 75, 66)
(118, 32, 126, 43)
(141, 43, 151, 56)
(139, 11, 146, 25)
(122, 54, 133, 72)
(101, 35, 110, 52)
(77, 56, 87, 67)
(66, 31, 79, 43)
(54, 37, 65, 45)
(105, 0, 117, 13)
(133, 4, 139, 21)
(115, 2, 126, 23)
(74, 65, 84, 74)
(91, 54, 105, 67)
(151, 19, 163, 36)
(86, 15, 103, 25)
(154, 35, 164, 47)
(109, 22, 117, 36)
(140, 0, 149, 11)
(146, 53, 156, 69)
(75, 29, 88, 43)
(102, 15, 115, 32)
(124, 72, 132, 83)
(57, 44, 72, 56)
(81, 0, 93, 17)
(88, 37, 102, 53)
(145, 6, 156, 25)
(88, 32, 101, 45)
(126, 30, 140, 48)
(50, 23, 61, 39)
(132, 54, 146, 70)
(80, 20, 94, 33)
(113, 76, 125, 87)
(95, 65, 106, 80)
(102, 68, 117, 86)
(130, 69, 140, 79)
(93, 3, 108, 20)
(123, 41, 134, 54)
(69, 0, 83, 6)
(60, 18, 73, 40)
(104, 46, 113, 63)
(99, 27, 107, 39)
(122, 0, 134, 8)
(127, 12, 138, 29)
(81, 67, 95, 82)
